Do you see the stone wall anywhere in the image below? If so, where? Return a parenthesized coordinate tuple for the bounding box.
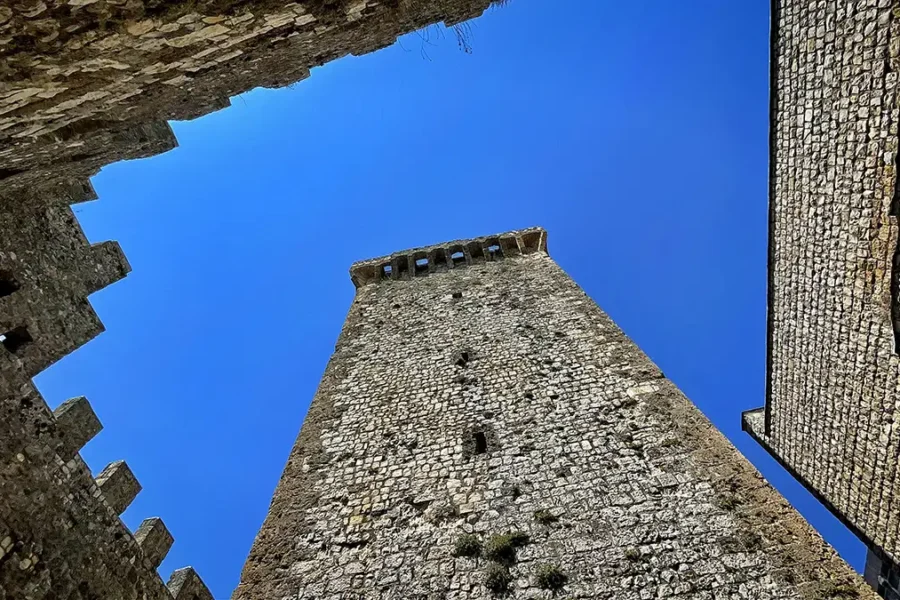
(0, 0, 494, 194)
(743, 0, 900, 572)
(235, 228, 875, 600)
(0, 1, 500, 598)
(0, 177, 215, 600)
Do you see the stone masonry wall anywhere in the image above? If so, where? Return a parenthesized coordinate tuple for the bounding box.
(235, 228, 875, 600)
(0, 176, 215, 600)
(0, 2, 502, 598)
(0, 0, 494, 194)
(743, 0, 900, 568)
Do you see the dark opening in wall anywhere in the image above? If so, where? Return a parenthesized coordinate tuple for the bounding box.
(485, 240, 503, 260)
(397, 258, 410, 279)
(473, 431, 487, 454)
(432, 248, 447, 270)
(456, 351, 470, 368)
(382, 263, 393, 279)
(451, 250, 466, 266)
(0, 326, 32, 354)
(0, 271, 19, 297)
(452, 291, 463, 299)
(415, 257, 429, 275)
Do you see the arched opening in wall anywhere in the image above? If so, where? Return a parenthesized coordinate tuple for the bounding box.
(0, 271, 19, 297)
(484, 238, 503, 260)
(467, 241, 485, 263)
(521, 231, 542, 253)
(415, 256, 429, 275)
(431, 248, 448, 271)
(0, 326, 32, 354)
(397, 257, 410, 279)
(451, 251, 465, 266)
(381, 263, 393, 280)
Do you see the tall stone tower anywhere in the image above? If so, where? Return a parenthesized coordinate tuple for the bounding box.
(742, 2, 900, 598)
(235, 227, 873, 599)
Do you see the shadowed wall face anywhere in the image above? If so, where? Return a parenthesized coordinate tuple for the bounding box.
(744, 0, 900, 571)
(236, 228, 875, 600)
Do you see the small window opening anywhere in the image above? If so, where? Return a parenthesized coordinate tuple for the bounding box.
(473, 431, 487, 454)
(455, 351, 470, 368)
(415, 257, 428, 275)
(382, 264, 393, 278)
(0, 326, 32, 354)
(451, 251, 465, 265)
(397, 258, 410, 278)
(487, 244, 501, 254)
(0, 271, 19, 298)
(452, 291, 463, 299)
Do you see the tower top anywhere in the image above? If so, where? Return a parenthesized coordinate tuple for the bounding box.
(349, 227, 548, 288)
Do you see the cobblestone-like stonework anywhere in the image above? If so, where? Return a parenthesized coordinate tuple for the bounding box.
(743, 0, 900, 573)
(236, 227, 875, 600)
(0, 3, 502, 598)
(0, 0, 494, 194)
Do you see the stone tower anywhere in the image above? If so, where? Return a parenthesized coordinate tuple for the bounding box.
(235, 227, 874, 599)
(742, 2, 900, 598)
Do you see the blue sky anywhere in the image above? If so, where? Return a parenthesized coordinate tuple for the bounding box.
(34, 1, 865, 597)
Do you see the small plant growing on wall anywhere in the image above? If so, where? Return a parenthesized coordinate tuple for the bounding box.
(535, 564, 567, 590)
(624, 547, 641, 561)
(484, 532, 529, 564)
(533, 508, 558, 525)
(483, 563, 512, 593)
(453, 534, 482, 558)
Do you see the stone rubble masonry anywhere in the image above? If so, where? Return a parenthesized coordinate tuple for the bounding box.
(0, 2, 505, 598)
(742, 0, 900, 577)
(234, 226, 877, 600)
(0, 0, 495, 194)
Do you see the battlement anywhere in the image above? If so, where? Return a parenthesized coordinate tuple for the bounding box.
(349, 227, 548, 288)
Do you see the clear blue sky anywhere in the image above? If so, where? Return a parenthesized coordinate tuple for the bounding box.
(34, 1, 865, 597)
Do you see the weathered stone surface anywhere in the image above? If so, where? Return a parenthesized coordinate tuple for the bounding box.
(135, 517, 175, 569)
(0, 0, 496, 194)
(52, 395, 102, 459)
(743, 0, 900, 585)
(235, 227, 875, 600)
(0, 3, 504, 599)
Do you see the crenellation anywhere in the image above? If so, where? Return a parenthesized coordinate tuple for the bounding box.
(349, 227, 547, 288)
(95, 460, 142, 516)
(52, 395, 102, 460)
(135, 517, 176, 570)
(167, 566, 215, 600)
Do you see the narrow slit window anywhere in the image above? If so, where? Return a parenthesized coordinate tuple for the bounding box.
(0, 326, 32, 354)
(473, 431, 487, 454)
(0, 271, 18, 298)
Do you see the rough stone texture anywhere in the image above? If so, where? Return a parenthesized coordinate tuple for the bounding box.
(0, 2, 503, 598)
(0, 0, 494, 194)
(51, 395, 102, 460)
(135, 517, 176, 570)
(742, 0, 900, 584)
(235, 227, 875, 600)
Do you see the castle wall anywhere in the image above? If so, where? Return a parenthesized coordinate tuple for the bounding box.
(0, 2, 502, 598)
(743, 0, 900, 569)
(236, 228, 875, 600)
(0, 0, 493, 194)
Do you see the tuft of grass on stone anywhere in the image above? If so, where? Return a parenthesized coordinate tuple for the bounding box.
(535, 563, 567, 590)
(484, 563, 512, 593)
(453, 534, 482, 558)
(715, 494, 741, 511)
(624, 547, 641, 561)
(533, 508, 559, 525)
(484, 532, 529, 564)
